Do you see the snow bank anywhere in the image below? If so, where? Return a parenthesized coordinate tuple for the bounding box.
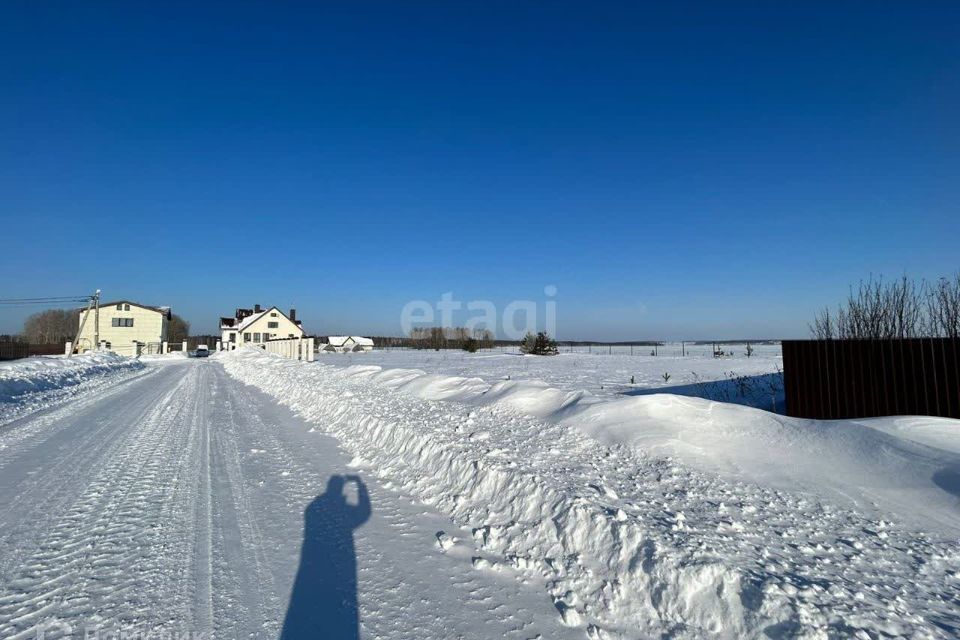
(0, 352, 145, 424)
(334, 362, 960, 530)
(570, 394, 960, 532)
(221, 349, 960, 639)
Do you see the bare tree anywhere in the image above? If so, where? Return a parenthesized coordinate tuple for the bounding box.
(167, 314, 191, 343)
(810, 273, 960, 339)
(927, 273, 960, 338)
(23, 309, 76, 344)
(472, 327, 495, 350)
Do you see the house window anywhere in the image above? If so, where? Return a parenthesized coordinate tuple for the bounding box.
(244, 333, 251, 342)
(124, 304, 130, 311)
(270, 312, 277, 317)
(253, 333, 261, 342)
(288, 334, 294, 338)
(268, 321, 278, 329)
(116, 304, 122, 310)
(229, 333, 236, 342)
(112, 318, 134, 327)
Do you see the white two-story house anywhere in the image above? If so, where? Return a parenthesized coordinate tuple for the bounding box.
(77, 300, 171, 355)
(220, 305, 304, 349)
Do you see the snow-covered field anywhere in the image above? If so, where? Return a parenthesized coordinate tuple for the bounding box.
(1, 348, 958, 639)
(320, 343, 784, 409)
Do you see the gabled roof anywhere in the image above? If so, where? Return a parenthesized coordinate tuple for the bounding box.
(87, 300, 172, 319)
(235, 306, 305, 334)
(237, 309, 269, 331)
(327, 336, 373, 347)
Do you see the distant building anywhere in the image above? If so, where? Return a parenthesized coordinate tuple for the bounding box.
(323, 336, 374, 353)
(220, 305, 304, 349)
(77, 300, 171, 354)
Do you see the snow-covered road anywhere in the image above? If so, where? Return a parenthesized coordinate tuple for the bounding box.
(0, 359, 577, 640)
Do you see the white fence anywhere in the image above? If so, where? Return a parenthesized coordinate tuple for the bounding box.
(264, 337, 315, 362)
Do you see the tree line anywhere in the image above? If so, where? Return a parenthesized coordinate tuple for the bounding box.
(406, 327, 496, 351)
(811, 273, 960, 339)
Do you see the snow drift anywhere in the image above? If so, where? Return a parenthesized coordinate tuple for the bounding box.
(333, 360, 960, 532)
(221, 349, 960, 639)
(0, 352, 145, 424)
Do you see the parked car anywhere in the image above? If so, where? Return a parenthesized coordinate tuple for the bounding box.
(189, 345, 210, 358)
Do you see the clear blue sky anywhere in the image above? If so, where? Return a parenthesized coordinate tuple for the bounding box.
(1, 2, 957, 340)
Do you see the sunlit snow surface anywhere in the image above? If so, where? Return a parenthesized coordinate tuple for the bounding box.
(0, 356, 580, 640)
(1, 348, 958, 639)
(223, 346, 960, 639)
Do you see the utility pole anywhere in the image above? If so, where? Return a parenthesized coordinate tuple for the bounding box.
(93, 289, 101, 349)
(70, 293, 96, 357)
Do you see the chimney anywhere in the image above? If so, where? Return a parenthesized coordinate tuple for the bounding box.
(289, 308, 296, 322)
(255, 304, 261, 313)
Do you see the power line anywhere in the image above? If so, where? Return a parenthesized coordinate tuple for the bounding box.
(0, 296, 92, 303)
(0, 295, 92, 307)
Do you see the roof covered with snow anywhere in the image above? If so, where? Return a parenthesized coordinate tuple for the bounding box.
(327, 336, 373, 347)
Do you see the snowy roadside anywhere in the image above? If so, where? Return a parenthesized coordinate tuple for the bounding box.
(0, 352, 147, 426)
(221, 349, 960, 639)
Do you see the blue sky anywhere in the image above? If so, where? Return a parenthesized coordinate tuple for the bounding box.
(1, 2, 957, 340)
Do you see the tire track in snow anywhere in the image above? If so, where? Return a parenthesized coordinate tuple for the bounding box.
(0, 363, 207, 638)
(0, 367, 164, 584)
(0, 366, 156, 472)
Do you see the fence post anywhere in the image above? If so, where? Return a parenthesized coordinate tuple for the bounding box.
(162, 341, 168, 354)
(216, 340, 221, 351)
(307, 337, 315, 362)
(64, 341, 72, 355)
(182, 340, 187, 353)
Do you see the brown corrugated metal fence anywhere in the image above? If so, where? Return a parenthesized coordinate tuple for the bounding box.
(782, 339, 960, 419)
(0, 343, 66, 361)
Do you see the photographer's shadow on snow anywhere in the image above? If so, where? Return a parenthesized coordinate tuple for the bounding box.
(280, 474, 371, 640)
